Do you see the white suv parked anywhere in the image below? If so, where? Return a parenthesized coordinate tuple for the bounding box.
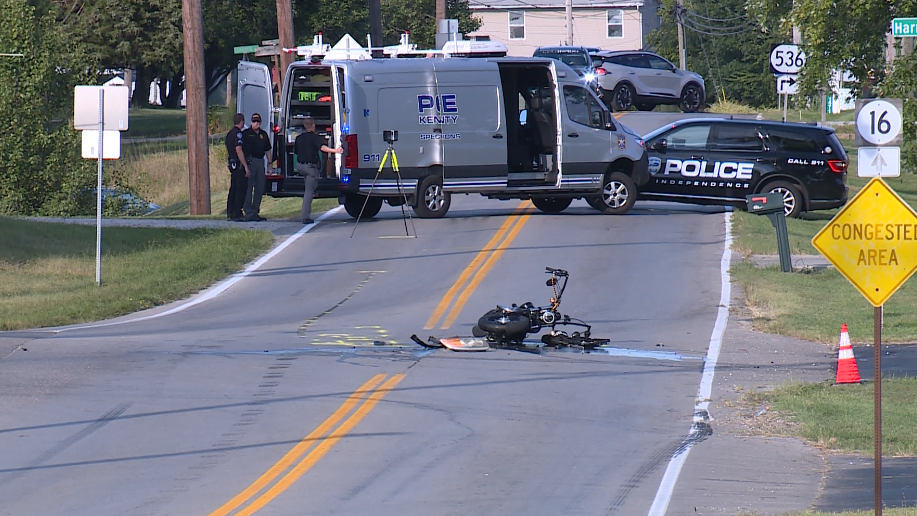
(592, 50, 706, 113)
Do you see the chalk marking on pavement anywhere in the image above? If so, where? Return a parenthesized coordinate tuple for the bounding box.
(54, 207, 344, 332)
(647, 210, 732, 516)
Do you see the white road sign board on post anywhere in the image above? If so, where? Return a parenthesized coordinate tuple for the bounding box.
(81, 130, 121, 159)
(770, 44, 805, 74)
(776, 74, 799, 94)
(855, 99, 903, 146)
(855, 98, 903, 178)
(858, 147, 901, 177)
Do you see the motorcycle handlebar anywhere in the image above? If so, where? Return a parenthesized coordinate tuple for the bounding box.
(545, 267, 568, 276)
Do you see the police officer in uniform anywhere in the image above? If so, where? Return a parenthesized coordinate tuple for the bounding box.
(241, 113, 272, 221)
(294, 117, 342, 224)
(225, 113, 250, 222)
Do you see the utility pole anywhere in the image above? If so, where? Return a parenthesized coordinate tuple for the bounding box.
(675, 0, 686, 69)
(276, 0, 295, 92)
(436, 0, 446, 34)
(565, 0, 573, 45)
(370, 0, 383, 57)
(182, 0, 210, 215)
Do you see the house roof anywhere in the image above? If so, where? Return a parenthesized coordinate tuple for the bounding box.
(469, 0, 642, 9)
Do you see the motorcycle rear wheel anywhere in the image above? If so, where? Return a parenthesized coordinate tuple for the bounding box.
(477, 309, 530, 342)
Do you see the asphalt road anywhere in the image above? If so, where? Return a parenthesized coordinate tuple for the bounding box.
(1, 197, 739, 515)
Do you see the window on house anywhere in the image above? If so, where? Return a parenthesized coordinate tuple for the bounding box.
(607, 10, 623, 38)
(509, 11, 525, 39)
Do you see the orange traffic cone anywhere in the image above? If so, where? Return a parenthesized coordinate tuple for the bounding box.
(835, 323, 861, 384)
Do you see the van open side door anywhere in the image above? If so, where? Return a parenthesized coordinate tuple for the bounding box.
(237, 61, 275, 130)
(330, 64, 346, 179)
(548, 61, 564, 187)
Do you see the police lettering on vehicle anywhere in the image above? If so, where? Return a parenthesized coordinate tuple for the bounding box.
(663, 159, 754, 179)
(650, 158, 755, 189)
(418, 94, 459, 125)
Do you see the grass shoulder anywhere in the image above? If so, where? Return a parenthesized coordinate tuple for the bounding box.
(0, 216, 274, 330)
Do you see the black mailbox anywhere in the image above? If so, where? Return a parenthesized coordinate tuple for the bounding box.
(745, 192, 792, 272)
(746, 192, 785, 215)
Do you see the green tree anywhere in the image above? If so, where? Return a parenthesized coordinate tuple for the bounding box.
(748, 0, 917, 170)
(647, 0, 782, 108)
(0, 0, 98, 215)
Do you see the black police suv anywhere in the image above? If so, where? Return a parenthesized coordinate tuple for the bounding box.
(640, 118, 848, 217)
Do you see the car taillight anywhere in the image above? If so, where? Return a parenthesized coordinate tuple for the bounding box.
(344, 134, 358, 169)
(828, 160, 847, 173)
(594, 67, 606, 75)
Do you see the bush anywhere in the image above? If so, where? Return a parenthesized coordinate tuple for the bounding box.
(0, 0, 99, 216)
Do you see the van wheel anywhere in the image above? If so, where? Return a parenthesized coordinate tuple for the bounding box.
(764, 181, 804, 218)
(531, 197, 572, 213)
(680, 84, 704, 113)
(344, 194, 383, 219)
(589, 172, 636, 214)
(636, 103, 655, 111)
(611, 83, 635, 111)
(413, 175, 451, 218)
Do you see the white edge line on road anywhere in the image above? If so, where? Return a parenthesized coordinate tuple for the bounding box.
(647, 209, 733, 516)
(56, 206, 344, 332)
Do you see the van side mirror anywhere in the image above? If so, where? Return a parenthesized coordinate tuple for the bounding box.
(650, 139, 667, 153)
(603, 111, 616, 131)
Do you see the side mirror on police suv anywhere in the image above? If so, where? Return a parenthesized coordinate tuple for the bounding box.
(650, 140, 667, 153)
(746, 192, 784, 215)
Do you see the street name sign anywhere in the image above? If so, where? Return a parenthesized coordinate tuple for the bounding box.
(857, 147, 900, 177)
(855, 98, 903, 146)
(812, 178, 917, 306)
(233, 45, 259, 54)
(892, 18, 917, 37)
(776, 74, 799, 95)
(770, 44, 805, 74)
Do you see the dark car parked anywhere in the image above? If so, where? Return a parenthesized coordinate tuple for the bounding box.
(640, 118, 849, 217)
(533, 46, 602, 92)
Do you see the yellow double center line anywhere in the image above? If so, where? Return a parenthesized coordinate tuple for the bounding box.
(208, 373, 405, 516)
(424, 200, 535, 331)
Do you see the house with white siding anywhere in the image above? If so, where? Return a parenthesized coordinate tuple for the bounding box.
(467, 0, 660, 57)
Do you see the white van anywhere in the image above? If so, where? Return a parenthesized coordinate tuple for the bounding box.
(237, 56, 648, 218)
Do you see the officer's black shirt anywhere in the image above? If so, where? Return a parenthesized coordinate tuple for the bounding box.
(241, 128, 271, 159)
(295, 131, 326, 165)
(224, 126, 243, 162)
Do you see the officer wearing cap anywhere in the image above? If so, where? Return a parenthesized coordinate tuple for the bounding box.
(241, 113, 272, 221)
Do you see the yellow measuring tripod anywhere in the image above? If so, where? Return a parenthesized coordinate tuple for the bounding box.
(351, 139, 417, 238)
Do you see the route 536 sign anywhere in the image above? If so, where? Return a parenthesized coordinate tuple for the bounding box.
(770, 44, 805, 74)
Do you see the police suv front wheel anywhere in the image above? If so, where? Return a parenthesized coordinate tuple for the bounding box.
(413, 175, 451, 218)
(588, 172, 636, 215)
(764, 181, 804, 218)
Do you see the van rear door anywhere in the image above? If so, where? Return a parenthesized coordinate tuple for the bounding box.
(237, 61, 275, 128)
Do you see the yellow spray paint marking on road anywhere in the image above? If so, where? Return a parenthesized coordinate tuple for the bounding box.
(310, 326, 405, 347)
(207, 373, 405, 516)
(424, 201, 535, 330)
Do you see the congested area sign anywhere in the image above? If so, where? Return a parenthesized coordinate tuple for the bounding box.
(812, 178, 917, 306)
